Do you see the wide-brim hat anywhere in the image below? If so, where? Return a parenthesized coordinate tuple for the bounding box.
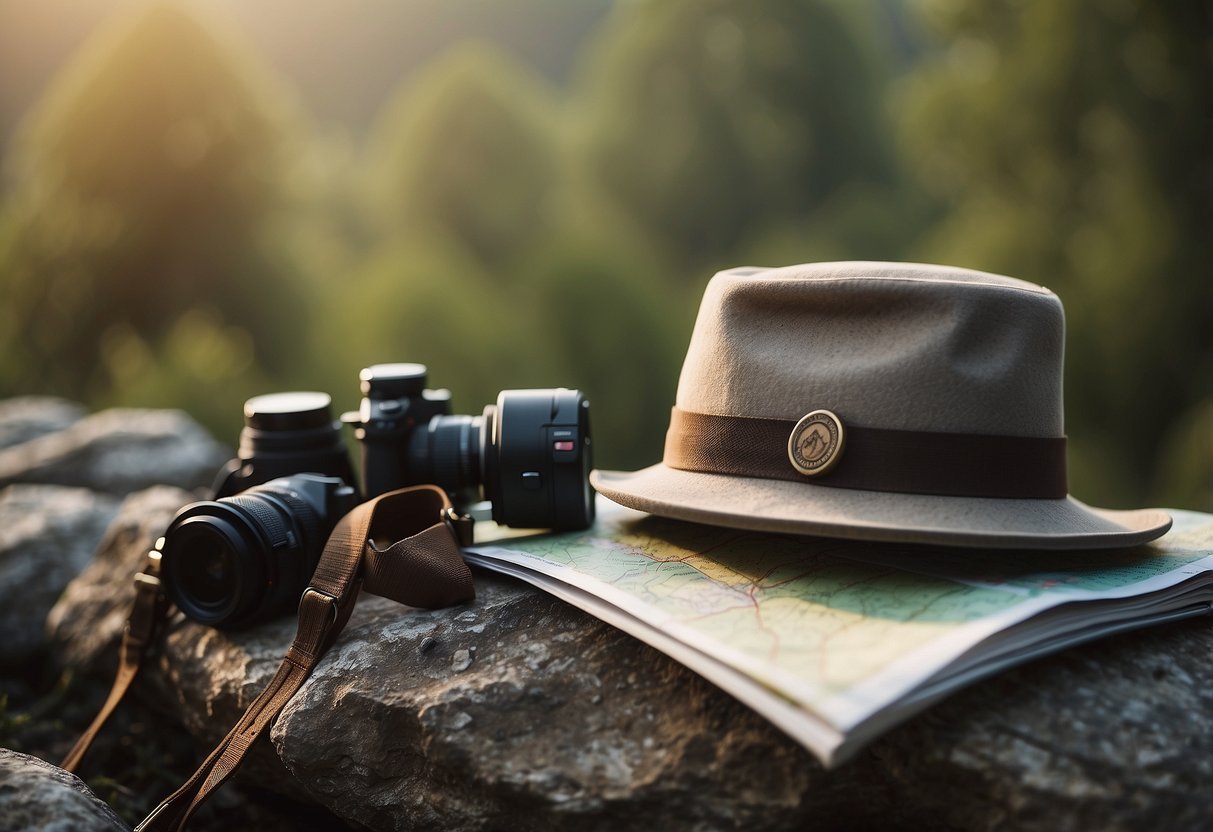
(591, 262, 1171, 549)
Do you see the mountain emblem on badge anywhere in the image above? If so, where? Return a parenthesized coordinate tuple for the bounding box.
(788, 410, 845, 476)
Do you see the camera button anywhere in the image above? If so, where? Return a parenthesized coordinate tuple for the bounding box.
(521, 471, 543, 491)
(379, 400, 403, 414)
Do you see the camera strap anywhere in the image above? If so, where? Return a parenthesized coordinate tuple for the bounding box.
(60, 549, 170, 773)
(63, 485, 474, 832)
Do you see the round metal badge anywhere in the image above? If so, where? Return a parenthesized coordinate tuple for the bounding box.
(788, 410, 846, 476)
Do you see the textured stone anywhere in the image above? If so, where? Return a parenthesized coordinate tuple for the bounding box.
(0, 748, 128, 832)
(47, 485, 1213, 830)
(0, 408, 228, 496)
(0, 397, 87, 450)
(268, 582, 851, 832)
(46, 486, 194, 673)
(869, 620, 1213, 831)
(0, 485, 119, 661)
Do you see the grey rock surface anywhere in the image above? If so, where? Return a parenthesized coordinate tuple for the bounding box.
(47, 482, 1213, 831)
(0, 484, 119, 661)
(0, 748, 129, 832)
(46, 486, 193, 673)
(872, 619, 1213, 831)
(0, 397, 87, 450)
(268, 582, 857, 832)
(0, 407, 228, 495)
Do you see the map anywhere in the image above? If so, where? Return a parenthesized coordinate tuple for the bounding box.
(465, 502, 1213, 764)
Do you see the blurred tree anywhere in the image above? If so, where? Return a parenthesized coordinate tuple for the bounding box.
(900, 0, 1212, 508)
(574, 0, 904, 272)
(357, 38, 695, 469)
(512, 233, 692, 470)
(0, 0, 311, 431)
(326, 231, 521, 410)
(365, 42, 560, 269)
(1153, 396, 1213, 513)
(327, 226, 690, 470)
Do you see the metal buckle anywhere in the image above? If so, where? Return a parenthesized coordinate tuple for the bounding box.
(133, 572, 162, 591)
(442, 506, 474, 547)
(127, 549, 168, 647)
(298, 586, 339, 626)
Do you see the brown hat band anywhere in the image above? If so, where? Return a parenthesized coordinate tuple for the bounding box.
(664, 408, 1068, 500)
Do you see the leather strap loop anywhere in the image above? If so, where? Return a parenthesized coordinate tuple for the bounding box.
(665, 407, 1068, 500)
(61, 551, 169, 773)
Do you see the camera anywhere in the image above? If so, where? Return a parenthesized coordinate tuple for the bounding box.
(210, 391, 356, 499)
(343, 363, 595, 531)
(159, 474, 358, 629)
(158, 363, 594, 629)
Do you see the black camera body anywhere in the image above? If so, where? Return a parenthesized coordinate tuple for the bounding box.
(160, 474, 358, 629)
(158, 362, 595, 630)
(341, 363, 452, 498)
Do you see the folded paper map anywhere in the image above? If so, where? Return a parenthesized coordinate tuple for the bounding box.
(465, 501, 1213, 766)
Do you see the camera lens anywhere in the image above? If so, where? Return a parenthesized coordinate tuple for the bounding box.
(402, 389, 594, 530)
(405, 414, 484, 507)
(244, 391, 334, 431)
(161, 477, 333, 630)
(176, 532, 237, 605)
(483, 389, 595, 530)
(215, 391, 356, 499)
(240, 392, 344, 455)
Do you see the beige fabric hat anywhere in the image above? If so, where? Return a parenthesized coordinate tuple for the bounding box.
(591, 262, 1171, 549)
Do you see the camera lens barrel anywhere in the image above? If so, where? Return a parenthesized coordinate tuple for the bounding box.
(406, 415, 484, 506)
(243, 391, 333, 432)
(162, 510, 264, 624)
(215, 392, 355, 499)
(161, 475, 354, 629)
(483, 389, 595, 530)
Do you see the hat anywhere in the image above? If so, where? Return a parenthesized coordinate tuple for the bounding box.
(591, 262, 1171, 549)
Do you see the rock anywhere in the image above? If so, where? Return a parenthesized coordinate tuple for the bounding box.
(0, 397, 87, 450)
(0, 748, 128, 832)
(268, 582, 844, 832)
(0, 485, 119, 662)
(0, 408, 229, 496)
(871, 620, 1213, 831)
(46, 486, 194, 673)
(47, 486, 1213, 830)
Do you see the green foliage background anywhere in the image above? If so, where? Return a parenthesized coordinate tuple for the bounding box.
(0, 0, 1209, 509)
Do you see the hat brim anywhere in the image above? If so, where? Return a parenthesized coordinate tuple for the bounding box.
(590, 465, 1171, 549)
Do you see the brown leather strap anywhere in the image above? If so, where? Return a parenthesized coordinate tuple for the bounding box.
(130, 485, 472, 832)
(665, 407, 1068, 499)
(61, 547, 170, 773)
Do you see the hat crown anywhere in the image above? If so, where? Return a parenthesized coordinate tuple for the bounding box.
(675, 262, 1065, 438)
